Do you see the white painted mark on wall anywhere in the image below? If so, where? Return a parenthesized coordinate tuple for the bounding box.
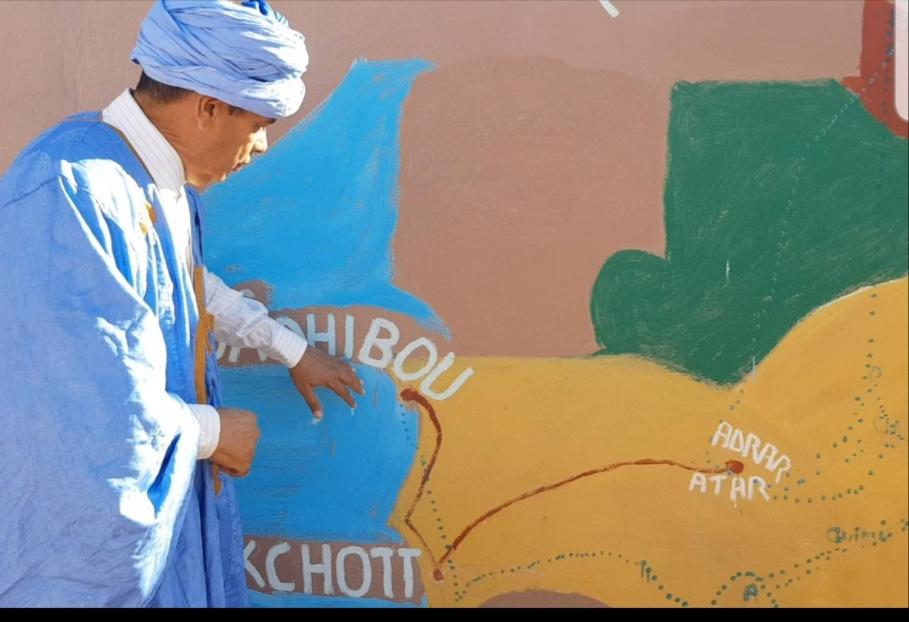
(245, 538, 424, 602)
(896, 0, 908, 121)
(599, 0, 620, 18)
(220, 312, 475, 401)
(688, 472, 770, 507)
(710, 421, 792, 484)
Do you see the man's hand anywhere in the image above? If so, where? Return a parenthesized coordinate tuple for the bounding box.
(289, 347, 365, 420)
(209, 408, 261, 477)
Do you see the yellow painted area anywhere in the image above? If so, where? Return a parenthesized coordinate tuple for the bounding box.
(391, 278, 908, 607)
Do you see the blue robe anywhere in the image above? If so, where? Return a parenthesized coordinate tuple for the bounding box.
(0, 112, 248, 607)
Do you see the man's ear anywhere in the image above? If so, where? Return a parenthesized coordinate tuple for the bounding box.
(194, 95, 224, 131)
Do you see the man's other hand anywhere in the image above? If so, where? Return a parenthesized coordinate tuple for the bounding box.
(289, 347, 365, 420)
(210, 408, 261, 477)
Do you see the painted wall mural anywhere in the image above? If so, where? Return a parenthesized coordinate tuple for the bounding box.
(203, 0, 908, 608)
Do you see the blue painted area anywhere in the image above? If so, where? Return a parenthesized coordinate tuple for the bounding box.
(204, 58, 447, 336)
(205, 58, 442, 608)
(221, 364, 419, 543)
(220, 364, 423, 607)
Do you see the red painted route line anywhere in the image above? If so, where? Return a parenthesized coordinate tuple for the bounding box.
(399, 387, 745, 581)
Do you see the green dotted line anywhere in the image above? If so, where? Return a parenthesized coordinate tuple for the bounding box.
(770, 481, 870, 505)
(413, 457, 464, 603)
(710, 570, 776, 608)
(398, 403, 414, 447)
(459, 550, 689, 607)
(769, 520, 906, 602)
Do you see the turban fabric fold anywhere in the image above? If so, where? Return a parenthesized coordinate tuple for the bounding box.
(132, 0, 309, 119)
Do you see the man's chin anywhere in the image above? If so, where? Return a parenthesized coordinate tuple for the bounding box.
(187, 170, 232, 190)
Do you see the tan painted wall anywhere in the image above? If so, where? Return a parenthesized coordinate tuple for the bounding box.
(0, 0, 861, 355)
(0, 1, 862, 177)
(0, 0, 863, 355)
(3, 1, 907, 609)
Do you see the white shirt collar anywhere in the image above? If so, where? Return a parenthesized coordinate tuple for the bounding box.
(101, 89, 187, 193)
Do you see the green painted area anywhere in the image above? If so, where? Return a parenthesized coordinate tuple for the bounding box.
(591, 80, 908, 384)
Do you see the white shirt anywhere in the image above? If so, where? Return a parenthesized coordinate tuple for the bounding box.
(101, 89, 308, 459)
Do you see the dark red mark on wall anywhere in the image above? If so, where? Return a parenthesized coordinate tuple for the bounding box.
(400, 388, 745, 582)
(842, 0, 908, 138)
(399, 387, 444, 573)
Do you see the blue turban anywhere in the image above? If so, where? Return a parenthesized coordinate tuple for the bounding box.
(132, 0, 308, 119)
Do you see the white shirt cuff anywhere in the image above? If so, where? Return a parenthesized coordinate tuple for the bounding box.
(202, 268, 308, 368)
(268, 323, 308, 368)
(187, 404, 221, 460)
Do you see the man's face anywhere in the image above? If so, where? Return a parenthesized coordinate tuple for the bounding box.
(186, 102, 275, 188)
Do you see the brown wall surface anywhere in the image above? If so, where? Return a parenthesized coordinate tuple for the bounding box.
(0, 0, 865, 356)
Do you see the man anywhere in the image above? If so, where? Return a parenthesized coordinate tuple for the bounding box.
(0, 0, 363, 607)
